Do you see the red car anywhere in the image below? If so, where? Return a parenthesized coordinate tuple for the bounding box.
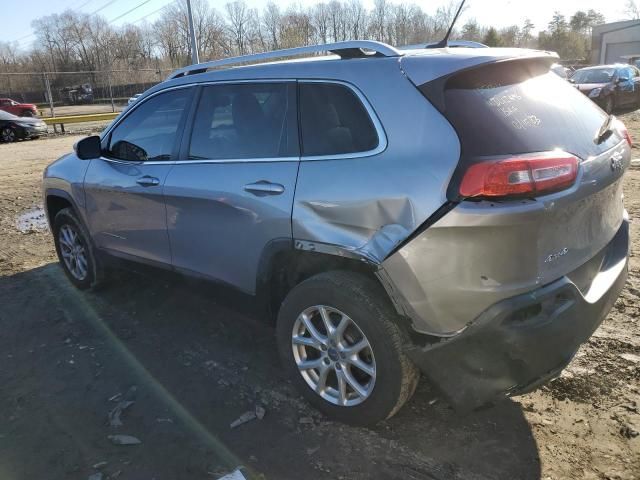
(0, 98, 38, 117)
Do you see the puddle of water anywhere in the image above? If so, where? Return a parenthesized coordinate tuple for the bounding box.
(16, 207, 49, 234)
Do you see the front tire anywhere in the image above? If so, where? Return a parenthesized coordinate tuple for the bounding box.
(603, 95, 614, 114)
(276, 271, 419, 425)
(53, 208, 105, 290)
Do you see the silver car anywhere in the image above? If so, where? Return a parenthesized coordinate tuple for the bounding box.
(127, 93, 142, 106)
(43, 41, 631, 425)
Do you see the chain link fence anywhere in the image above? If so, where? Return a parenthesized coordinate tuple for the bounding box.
(0, 69, 174, 118)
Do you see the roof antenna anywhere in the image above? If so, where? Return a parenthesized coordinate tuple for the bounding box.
(431, 0, 467, 49)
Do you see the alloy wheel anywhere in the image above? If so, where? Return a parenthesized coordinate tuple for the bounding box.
(1, 128, 15, 142)
(58, 224, 89, 281)
(291, 305, 376, 406)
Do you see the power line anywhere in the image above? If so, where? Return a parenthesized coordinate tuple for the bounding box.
(108, 0, 155, 24)
(90, 0, 121, 16)
(7, 0, 98, 44)
(73, 0, 96, 9)
(131, 0, 177, 24)
(9, 0, 170, 47)
(12, 33, 35, 43)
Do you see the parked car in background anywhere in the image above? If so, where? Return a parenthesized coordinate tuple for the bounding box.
(0, 110, 47, 142)
(570, 64, 640, 113)
(43, 41, 630, 425)
(0, 98, 38, 117)
(551, 63, 571, 79)
(60, 83, 94, 105)
(127, 93, 142, 106)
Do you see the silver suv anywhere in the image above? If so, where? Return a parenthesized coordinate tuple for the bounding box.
(43, 41, 630, 425)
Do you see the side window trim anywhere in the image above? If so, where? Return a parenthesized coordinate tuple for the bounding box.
(177, 84, 203, 161)
(298, 79, 388, 162)
(177, 80, 299, 164)
(99, 85, 195, 164)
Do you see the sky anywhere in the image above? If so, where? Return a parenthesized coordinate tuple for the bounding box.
(2, 0, 636, 49)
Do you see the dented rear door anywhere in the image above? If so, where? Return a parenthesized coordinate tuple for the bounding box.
(292, 74, 461, 262)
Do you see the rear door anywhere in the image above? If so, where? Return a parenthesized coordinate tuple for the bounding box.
(84, 87, 193, 265)
(163, 81, 299, 293)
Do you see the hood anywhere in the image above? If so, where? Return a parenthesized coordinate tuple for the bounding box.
(14, 116, 45, 125)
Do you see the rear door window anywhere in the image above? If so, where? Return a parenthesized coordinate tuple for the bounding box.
(432, 60, 621, 160)
(299, 82, 379, 157)
(187, 82, 297, 160)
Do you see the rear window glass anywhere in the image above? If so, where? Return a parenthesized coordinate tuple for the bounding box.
(299, 83, 378, 157)
(433, 61, 621, 160)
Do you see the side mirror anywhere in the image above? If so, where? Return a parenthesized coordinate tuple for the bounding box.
(74, 135, 102, 160)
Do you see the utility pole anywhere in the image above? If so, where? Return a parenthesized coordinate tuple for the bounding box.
(44, 72, 55, 118)
(186, 0, 200, 65)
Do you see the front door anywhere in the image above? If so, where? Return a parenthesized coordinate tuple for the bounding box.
(616, 67, 636, 106)
(84, 87, 193, 265)
(163, 82, 299, 293)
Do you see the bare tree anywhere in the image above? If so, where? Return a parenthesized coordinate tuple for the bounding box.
(327, 1, 347, 42)
(369, 0, 389, 41)
(345, 0, 368, 40)
(311, 3, 330, 44)
(226, 0, 251, 55)
(262, 2, 282, 50)
(625, 0, 640, 19)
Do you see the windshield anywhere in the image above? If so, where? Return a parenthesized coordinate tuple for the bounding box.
(571, 68, 615, 84)
(0, 110, 18, 120)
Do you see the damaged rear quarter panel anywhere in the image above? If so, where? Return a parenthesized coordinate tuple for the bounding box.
(291, 61, 461, 264)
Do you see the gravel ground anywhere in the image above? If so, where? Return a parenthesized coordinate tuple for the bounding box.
(0, 121, 638, 479)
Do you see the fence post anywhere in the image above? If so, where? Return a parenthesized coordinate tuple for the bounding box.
(44, 72, 55, 118)
(107, 71, 115, 113)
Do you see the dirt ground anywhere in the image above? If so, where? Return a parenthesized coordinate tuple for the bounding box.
(0, 120, 639, 479)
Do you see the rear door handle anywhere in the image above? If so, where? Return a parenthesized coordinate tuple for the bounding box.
(136, 176, 160, 187)
(243, 181, 285, 196)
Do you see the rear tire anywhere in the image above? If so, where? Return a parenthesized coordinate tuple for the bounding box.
(1, 127, 16, 143)
(276, 271, 419, 426)
(53, 208, 105, 290)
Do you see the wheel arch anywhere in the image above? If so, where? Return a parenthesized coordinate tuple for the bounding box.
(45, 189, 81, 229)
(257, 240, 398, 324)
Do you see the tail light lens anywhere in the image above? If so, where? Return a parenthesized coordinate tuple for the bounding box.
(615, 119, 632, 147)
(459, 152, 579, 199)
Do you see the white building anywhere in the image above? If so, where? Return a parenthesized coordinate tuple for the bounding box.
(591, 19, 640, 65)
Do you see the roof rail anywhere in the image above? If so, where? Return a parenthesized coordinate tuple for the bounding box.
(426, 40, 489, 49)
(166, 40, 402, 80)
(398, 40, 488, 51)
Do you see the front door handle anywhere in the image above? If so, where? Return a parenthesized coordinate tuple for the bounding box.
(243, 180, 285, 196)
(136, 176, 160, 187)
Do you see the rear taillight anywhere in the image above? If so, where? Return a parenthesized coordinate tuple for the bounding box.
(459, 152, 579, 199)
(615, 119, 632, 147)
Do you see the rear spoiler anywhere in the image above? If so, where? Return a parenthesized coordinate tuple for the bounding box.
(401, 49, 559, 112)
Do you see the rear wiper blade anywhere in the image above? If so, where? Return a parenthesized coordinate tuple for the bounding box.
(595, 114, 615, 145)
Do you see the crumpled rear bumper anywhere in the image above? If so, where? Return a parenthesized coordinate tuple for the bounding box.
(407, 217, 629, 410)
